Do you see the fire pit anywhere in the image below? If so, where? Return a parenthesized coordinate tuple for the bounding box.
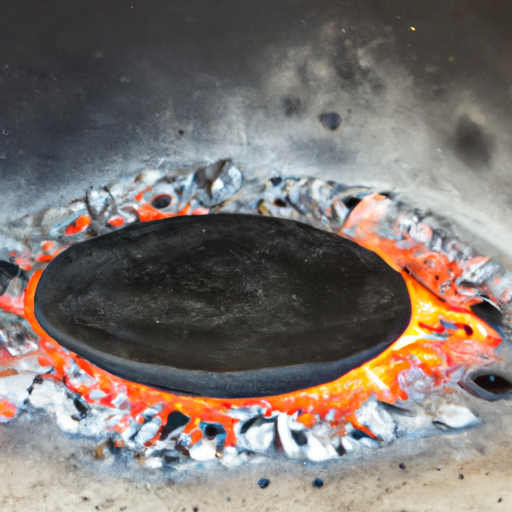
(0, 161, 511, 468)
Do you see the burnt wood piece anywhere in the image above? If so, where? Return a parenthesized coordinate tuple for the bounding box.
(34, 214, 411, 398)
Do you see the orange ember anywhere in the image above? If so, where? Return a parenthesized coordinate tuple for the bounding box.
(65, 215, 92, 236)
(0, 398, 17, 420)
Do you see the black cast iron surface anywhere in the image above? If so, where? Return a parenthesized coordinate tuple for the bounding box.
(34, 214, 411, 398)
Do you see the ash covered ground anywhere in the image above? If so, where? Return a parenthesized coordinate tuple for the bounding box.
(2, 399, 512, 512)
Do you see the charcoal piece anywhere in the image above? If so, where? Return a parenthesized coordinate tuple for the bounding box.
(34, 214, 411, 398)
(160, 410, 190, 440)
(72, 396, 89, 421)
(319, 112, 341, 131)
(291, 429, 308, 446)
(312, 478, 324, 488)
(203, 423, 225, 440)
(258, 478, 270, 489)
(151, 195, 172, 209)
(471, 301, 503, 330)
(0, 260, 20, 295)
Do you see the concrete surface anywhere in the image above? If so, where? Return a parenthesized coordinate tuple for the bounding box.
(1, 1, 512, 510)
(2, 397, 512, 512)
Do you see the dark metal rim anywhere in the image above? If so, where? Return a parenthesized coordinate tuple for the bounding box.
(30, 313, 404, 398)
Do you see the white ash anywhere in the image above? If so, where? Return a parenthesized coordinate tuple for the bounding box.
(433, 403, 480, 431)
(355, 397, 397, 444)
(236, 417, 276, 455)
(0, 372, 37, 420)
(133, 416, 163, 447)
(189, 439, 219, 461)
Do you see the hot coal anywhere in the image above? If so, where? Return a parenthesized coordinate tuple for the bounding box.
(34, 214, 411, 398)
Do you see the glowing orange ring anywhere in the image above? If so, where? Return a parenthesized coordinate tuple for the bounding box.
(22, 226, 502, 446)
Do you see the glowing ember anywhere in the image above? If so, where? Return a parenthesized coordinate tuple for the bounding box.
(0, 161, 510, 467)
(64, 215, 91, 236)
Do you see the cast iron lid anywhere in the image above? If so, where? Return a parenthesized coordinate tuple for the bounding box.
(34, 214, 411, 398)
